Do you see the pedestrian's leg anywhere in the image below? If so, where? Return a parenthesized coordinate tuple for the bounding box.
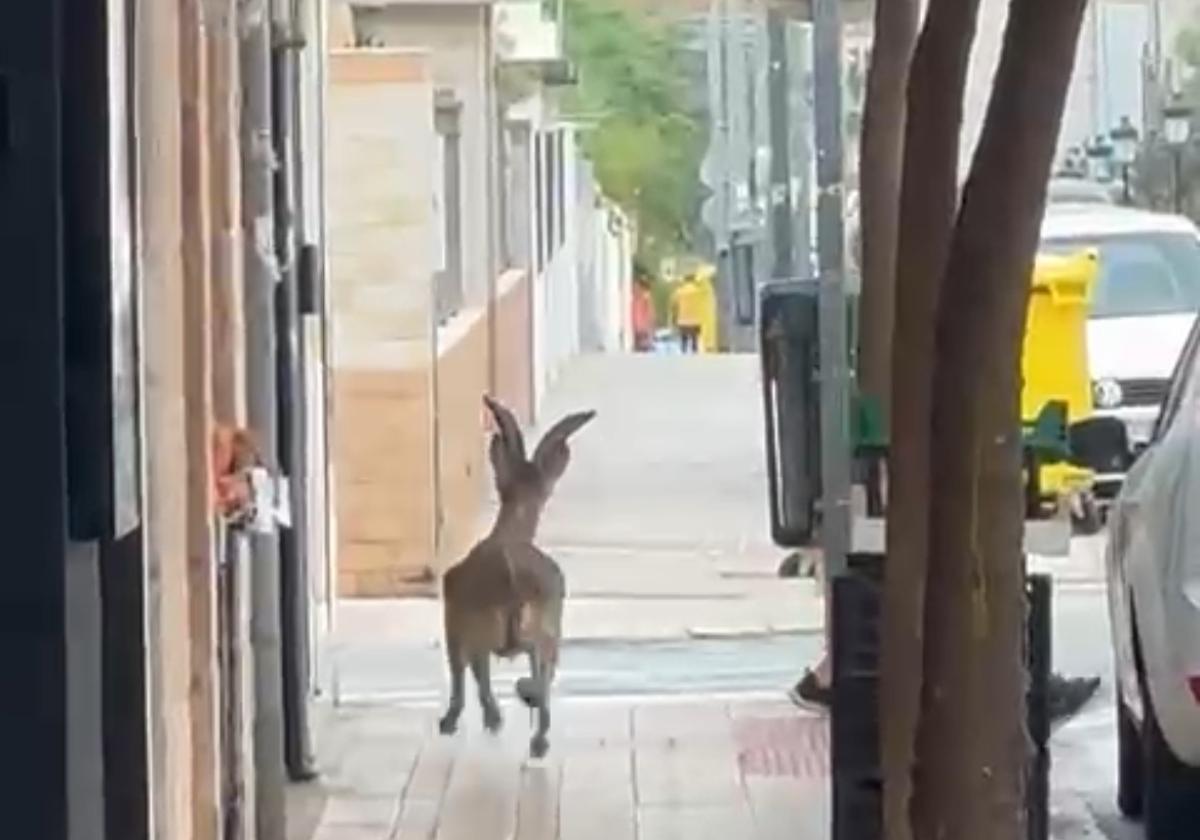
(818, 554, 833, 682)
(789, 555, 833, 709)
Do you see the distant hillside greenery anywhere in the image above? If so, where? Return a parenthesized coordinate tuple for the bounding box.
(562, 0, 707, 265)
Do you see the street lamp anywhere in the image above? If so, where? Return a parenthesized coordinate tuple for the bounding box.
(1110, 116, 1139, 205)
(1163, 98, 1194, 213)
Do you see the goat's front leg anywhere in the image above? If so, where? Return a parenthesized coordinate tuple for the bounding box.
(438, 642, 466, 735)
(471, 654, 503, 733)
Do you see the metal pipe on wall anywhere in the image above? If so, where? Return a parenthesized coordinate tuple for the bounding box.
(272, 0, 317, 782)
(237, 0, 288, 835)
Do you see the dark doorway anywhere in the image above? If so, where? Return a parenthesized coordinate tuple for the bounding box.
(1, 2, 150, 838)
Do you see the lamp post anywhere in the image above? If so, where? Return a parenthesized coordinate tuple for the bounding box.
(1163, 98, 1193, 213)
(1110, 116, 1139, 205)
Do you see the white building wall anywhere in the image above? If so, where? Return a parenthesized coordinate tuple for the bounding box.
(354, 3, 496, 306)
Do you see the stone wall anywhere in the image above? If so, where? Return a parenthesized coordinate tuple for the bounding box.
(328, 46, 537, 597)
(329, 49, 440, 596)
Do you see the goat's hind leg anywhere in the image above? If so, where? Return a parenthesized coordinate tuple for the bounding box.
(438, 640, 466, 735)
(471, 654, 503, 733)
(519, 638, 557, 759)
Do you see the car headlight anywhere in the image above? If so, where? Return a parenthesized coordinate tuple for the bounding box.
(1093, 378, 1124, 409)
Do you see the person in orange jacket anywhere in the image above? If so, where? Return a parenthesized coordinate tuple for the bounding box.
(631, 262, 656, 352)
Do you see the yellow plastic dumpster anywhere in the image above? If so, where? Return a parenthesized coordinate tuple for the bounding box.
(1021, 249, 1098, 504)
(1022, 249, 1098, 424)
(693, 263, 720, 353)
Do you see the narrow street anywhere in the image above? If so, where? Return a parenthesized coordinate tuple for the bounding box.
(304, 354, 1139, 840)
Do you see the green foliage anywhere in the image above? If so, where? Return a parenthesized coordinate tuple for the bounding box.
(563, 0, 707, 263)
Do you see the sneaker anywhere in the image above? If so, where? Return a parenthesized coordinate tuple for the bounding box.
(1048, 674, 1101, 724)
(789, 670, 832, 711)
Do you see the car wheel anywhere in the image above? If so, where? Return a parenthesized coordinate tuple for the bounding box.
(1142, 690, 1200, 838)
(1116, 696, 1143, 818)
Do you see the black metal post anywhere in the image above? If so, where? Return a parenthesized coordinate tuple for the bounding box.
(1026, 573, 1053, 840)
(1174, 146, 1184, 213)
(831, 554, 884, 840)
(830, 554, 1053, 840)
(239, 0, 288, 834)
(270, 0, 317, 782)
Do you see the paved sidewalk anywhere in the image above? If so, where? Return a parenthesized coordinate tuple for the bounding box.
(305, 353, 1116, 838)
(298, 688, 1120, 840)
(302, 696, 828, 840)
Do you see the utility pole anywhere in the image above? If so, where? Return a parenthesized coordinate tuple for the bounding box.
(239, 0, 287, 836)
(767, 8, 794, 283)
(812, 0, 851, 580)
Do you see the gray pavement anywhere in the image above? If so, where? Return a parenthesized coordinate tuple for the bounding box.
(529, 353, 774, 553)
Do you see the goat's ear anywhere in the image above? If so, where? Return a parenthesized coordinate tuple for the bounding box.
(484, 396, 526, 487)
(532, 410, 596, 484)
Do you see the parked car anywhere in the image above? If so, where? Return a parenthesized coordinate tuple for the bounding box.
(1040, 205, 1200, 498)
(1046, 176, 1117, 206)
(1106, 311, 1200, 836)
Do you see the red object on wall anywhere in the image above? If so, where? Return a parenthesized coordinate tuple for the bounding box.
(632, 283, 655, 351)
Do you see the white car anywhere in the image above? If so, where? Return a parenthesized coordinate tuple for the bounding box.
(1040, 205, 1200, 496)
(1046, 176, 1117, 206)
(1106, 313, 1200, 836)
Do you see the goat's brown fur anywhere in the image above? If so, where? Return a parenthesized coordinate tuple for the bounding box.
(437, 396, 594, 758)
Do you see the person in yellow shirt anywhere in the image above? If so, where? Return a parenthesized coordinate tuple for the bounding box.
(670, 274, 705, 354)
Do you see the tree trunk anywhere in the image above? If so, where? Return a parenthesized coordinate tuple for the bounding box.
(855, 0, 917, 414)
(915, 0, 1089, 836)
(881, 1, 982, 838)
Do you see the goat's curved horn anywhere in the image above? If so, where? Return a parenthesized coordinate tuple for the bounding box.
(532, 410, 596, 468)
(483, 395, 526, 462)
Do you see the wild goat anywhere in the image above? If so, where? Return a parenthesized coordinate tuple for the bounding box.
(438, 395, 595, 758)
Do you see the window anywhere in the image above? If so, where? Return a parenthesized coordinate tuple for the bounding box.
(1041, 232, 1200, 319)
(503, 123, 532, 271)
(1156, 316, 1200, 439)
(543, 130, 556, 264)
(555, 130, 566, 249)
(434, 90, 464, 322)
(534, 132, 545, 274)
(733, 241, 756, 325)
